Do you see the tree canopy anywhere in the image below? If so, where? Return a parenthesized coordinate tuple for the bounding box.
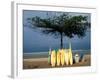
(27, 13, 90, 48)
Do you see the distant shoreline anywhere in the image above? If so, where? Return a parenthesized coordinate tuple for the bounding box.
(24, 49, 90, 54)
(23, 50, 90, 59)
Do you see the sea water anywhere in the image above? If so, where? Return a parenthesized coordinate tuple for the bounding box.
(23, 50, 90, 59)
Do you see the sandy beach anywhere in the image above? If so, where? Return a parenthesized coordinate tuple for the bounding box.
(23, 54, 91, 69)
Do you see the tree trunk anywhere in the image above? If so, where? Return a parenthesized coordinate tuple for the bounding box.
(60, 33, 63, 49)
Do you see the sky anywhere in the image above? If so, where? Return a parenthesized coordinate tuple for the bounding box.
(23, 10, 91, 53)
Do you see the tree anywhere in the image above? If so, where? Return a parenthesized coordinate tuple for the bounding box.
(27, 13, 90, 49)
(63, 15, 90, 38)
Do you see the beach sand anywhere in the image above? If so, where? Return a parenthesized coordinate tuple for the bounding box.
(23, 54, 91, 69)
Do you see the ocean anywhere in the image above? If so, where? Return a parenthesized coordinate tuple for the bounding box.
(23, 50, 90, 59)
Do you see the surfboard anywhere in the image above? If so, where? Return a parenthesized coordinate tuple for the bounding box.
(48, 48, 51, 64)
(64, 49, 69, 65)
(60, 49, 65, 66)
(57, 50, 61, 66)
(51, 50, 56, 67)
(69, 47, 73, 65)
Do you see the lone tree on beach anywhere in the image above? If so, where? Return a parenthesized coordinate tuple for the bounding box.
(27, 13, 90, 49)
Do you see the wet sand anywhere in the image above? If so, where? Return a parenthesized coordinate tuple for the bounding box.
(23, 54, 91, 69)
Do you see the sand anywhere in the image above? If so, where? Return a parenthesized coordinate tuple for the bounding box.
(23, 54, 91, 69)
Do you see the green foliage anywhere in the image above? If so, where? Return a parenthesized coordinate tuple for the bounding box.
(63, 15, 89, 38)
(27, 13, 90, 48)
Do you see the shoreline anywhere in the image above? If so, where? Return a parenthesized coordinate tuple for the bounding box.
(23, 54, 91, 69)
(23, 50, 90, 59)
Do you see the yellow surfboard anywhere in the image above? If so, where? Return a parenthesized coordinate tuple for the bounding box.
(60, 49, 65, 66)
(51, 50, 56, 67)
(69, 49, 73, 65)
(64, 49, 69, 65)
(57, 50, 61, 66)
(68, 43, 73, 65)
